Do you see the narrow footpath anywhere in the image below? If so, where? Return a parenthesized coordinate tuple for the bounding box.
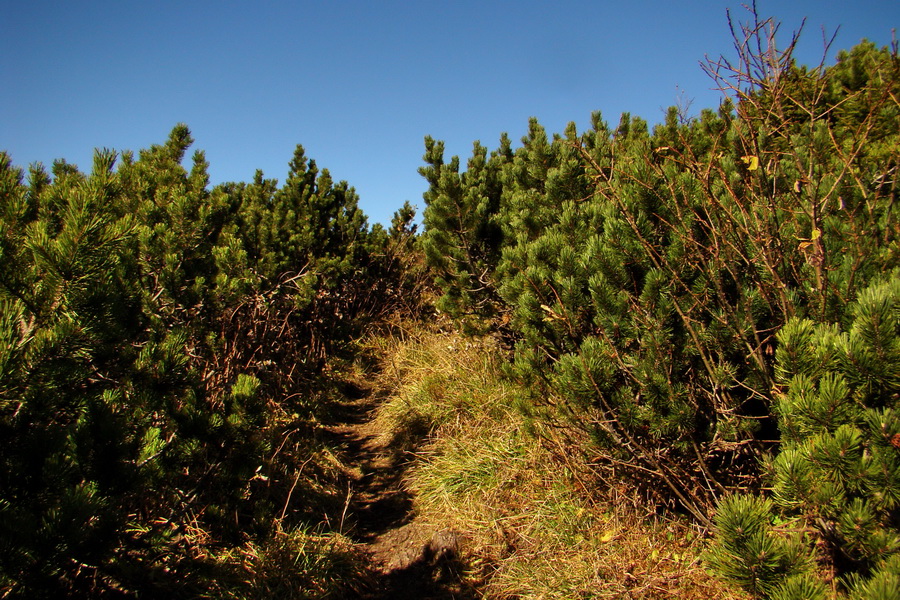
(322, 383, 478, 599)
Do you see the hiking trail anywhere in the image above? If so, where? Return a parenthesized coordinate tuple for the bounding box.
(323, 382, 478, 599)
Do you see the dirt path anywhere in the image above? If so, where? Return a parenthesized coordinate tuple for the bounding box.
(323, 385, 477, 599)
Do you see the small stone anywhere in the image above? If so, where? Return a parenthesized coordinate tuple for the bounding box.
(426, 530, 459, 564)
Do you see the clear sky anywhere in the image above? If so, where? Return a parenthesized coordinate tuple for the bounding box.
(2, 1, 897, 225)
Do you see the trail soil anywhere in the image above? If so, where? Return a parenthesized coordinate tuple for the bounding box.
(323, 384, 478, 599)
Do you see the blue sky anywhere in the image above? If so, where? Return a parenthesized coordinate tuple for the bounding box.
(2, 1, 897, 225)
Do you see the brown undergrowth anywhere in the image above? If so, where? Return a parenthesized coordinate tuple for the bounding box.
(364, 320, 750, 599)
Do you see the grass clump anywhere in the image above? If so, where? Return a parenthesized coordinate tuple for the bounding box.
(217, 527, 371, 600)
(155, 526, 371, 600)
(372, 325, 750, 599)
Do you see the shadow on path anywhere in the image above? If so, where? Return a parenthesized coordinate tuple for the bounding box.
(321, 383, 479, 600)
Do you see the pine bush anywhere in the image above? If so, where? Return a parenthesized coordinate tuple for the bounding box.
(419, 11, 899, 524)
(0, 126, 401, 596)
(710, 276, 900, 597)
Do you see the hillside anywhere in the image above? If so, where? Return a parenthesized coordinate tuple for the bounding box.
(1, 12, 899, 600)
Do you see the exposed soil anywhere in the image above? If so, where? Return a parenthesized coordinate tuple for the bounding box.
(323, 384, 478, 599)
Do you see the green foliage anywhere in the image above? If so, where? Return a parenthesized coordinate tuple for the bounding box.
(706, 495, 818, 598)
(418, 13, 900, 527)
(0, 126, 405, 597)
(846, 554, 900, 600)
(711, 276, 900, 597)
(420, 135, 510, 320)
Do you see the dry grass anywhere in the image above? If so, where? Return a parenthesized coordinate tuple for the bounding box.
(368, 324, 750, 599)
